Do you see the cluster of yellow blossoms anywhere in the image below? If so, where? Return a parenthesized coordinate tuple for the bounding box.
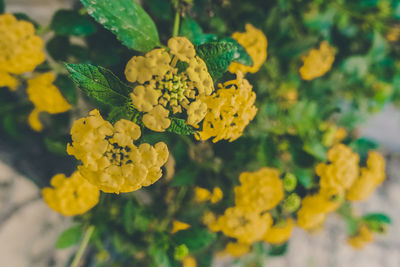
(347, 224, 374, 249)
(194, 186, 223, 203)
(27, 73, 71, 131)
(299, 41, 335, 80)
(0, 14, 45, 90)
(228, 24, 268, 74)
(206, 167, 293, 257)
(197, 72, 258, 142)
(67, 109, 169, 193)
(42, 171, 100, 216)
(297, 144, 386, 231)
(125, 37, 214, 132)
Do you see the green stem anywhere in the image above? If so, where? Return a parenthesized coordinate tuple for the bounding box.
(172, 10, 180, 37)
(70, 225, 95, 267)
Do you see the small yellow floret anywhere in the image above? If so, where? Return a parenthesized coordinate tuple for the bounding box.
(299, 41, 335, 80)
(219, 242, 250, 258)
(42, 171, 99, 216)
(263, 218, 294, 244)
(26, 72, 71, 131)
(228, 24, 268, 74)
(347, 225, 374, 249)
(171, 220, 191, 234)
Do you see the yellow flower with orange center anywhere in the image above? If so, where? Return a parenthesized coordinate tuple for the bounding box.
(299, 41, 335, 80)
(125, 37, 214, 132)
(67, 109, 169, 193)
(228, 24, 268, 74)
(0, 14, 45, 90)
(42, 171, 99, 216)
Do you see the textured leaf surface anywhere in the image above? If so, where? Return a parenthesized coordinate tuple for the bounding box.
(180, 16, 217, 45)
(65, 63, 130, 106)
(221, 37, 253, 66)
(81, 0, 160, 52)
(167, 118, 195, 136)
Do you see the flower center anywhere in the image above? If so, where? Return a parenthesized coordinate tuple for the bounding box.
(105, 142, 132, 166)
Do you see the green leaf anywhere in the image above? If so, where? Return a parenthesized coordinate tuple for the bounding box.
(56, 226, 82, 249)
(65, 63, 130, 106)
(220, 37, 253, 66)
(363, 213, 391, 225)
(0, 0, 5, 14)
(51, 10, 96, 36)
(172, 227, 216, 252)
(303, 141, 327, 161)
(46, 36, 70, 61)
(54, 74, 77, 105)
(167, 117, 195, 136)
(13, 13, 39, 28)
(171, 165, 199, 186)
(44, 137, 67, 156)
(293, 168, 313, 189)
(108, 104, 139, 124)
(81, 0, 160, 52)
(195, 40, 237, 80)
(180, 16, 217, 45)
(267, 243, 288, 256)
(341, 56, 369, 79)
(3, 113, 21, 140)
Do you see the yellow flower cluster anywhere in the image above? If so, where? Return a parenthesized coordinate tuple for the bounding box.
(67, 109, 169, 193)
(228, 24, 268, 74)
(347, 225, 374, 249)
(219, 242, 250, 258)
(125, 37, 214, 132)
(26, 73, 71, 131)
(299, 41, 335, 80)
(206, 167, 285, 257)
(0, 14, 45, 90)
(347, 151, 386, 201)
(194, 186, 223, 203)
(263, 218, 294, 244)
(197, 72, 258, 142)
(42, 171, 99, 216)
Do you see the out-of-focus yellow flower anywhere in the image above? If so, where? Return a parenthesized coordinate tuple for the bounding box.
(297, 193, 341, 230)
(264, 218, 294, 244)
(197, 72, 257, 142)
(386, 26, 400, 42)
(299, 41, 335, 80)
(228, 24, 268, 74)
(194, 187, 211, 202)
(26, 73, 71, 131)
(125, 37, 214, 132)
(208, 206, 272, 244)
(219, 242, 250, 258)
(42, 171, 99, 216)
(347, 151, 386, 201)
(347, 225, 374, 249)
(234, 167, 284, 213)
(182, 256, 197, 267)
(67, 109, 169, 193)
(0, 14, 45, 90)
(210, 187, 223, 203)
(322, 124, 348, 147)
(171, 220, 191, 234)
(316, 144, 359, 197)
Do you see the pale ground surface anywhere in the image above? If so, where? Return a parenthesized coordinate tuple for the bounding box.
(1, 1, 400, 266)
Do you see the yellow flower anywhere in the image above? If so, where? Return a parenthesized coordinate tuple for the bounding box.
(347, 225, 374, 249)
(171, 220, 191, 234)
(228, 24, 268, 74)
(67, 109, 169, 193)
(208, 206, 272, 244)
(42, 171, 99, 216)
(182, 256, 197, 267)
(347, 151, 386, 202)
(194, 187, 211, 202)
(316, 144, 359, 197)
(234, 167, 284, 213)
(125, 37, 214, 131)
(263, 218, 294, 244)
(219, 242, 250, 257)
(26, 73, 71, 131)
(197, 72, 258, 142)
(0, 14, 45, 90)
(299, 41, 335, 80)
(210, 187, 223, 203)
(297, 193, 341, 230)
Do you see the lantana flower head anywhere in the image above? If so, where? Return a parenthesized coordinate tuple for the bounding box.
(234, 167, 284, 212)
(0, 14, 45, 90)
(347, 151, 386, 201)
(26, 72, 71, 131)
(299, 41, 335, 80)
(197, 72, 257, 142)
(228, 24, 268, 74)
(42, 171, 100, 216)
(67, 109, 169, 193)
(125, 37, 214, 132)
